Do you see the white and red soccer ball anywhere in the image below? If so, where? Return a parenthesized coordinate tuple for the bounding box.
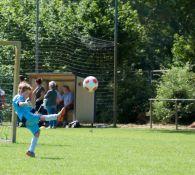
(83, 76, 98, 93)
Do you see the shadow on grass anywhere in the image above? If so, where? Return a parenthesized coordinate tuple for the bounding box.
(17, 142, 71, 147)
(151, 129, 195, 135)
(39, 156, 65, 160)
(75, 124, 115, 128)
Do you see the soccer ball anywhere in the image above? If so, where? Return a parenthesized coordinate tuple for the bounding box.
(83, 76, 98, 92)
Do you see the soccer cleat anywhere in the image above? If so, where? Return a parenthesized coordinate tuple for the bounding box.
(26, 151, 35, 158)
(57, 107, 65, 119)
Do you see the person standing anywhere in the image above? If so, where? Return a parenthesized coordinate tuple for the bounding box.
(44, 81, 58, 129)
(32, 78, 45, 111)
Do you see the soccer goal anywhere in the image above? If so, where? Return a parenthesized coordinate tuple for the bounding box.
(0, 41, 21, 143)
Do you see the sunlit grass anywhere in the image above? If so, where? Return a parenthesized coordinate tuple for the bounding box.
(0, 127, 195, 175)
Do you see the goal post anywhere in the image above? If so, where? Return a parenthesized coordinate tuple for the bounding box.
(0, 41, 21, 143)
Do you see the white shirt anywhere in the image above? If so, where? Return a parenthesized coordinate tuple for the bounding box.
(0, 88, 5, 96)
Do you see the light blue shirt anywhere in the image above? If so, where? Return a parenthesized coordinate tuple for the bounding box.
(63, 92, 74, 107)
(12, 94, 32, 121)
(57, 92, 63, 101)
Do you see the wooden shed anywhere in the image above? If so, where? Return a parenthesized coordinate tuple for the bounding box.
(28, 73, 95, 124)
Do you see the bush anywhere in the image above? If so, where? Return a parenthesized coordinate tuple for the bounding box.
(118, 69, 153, 123)
(153, 65, 195, 124)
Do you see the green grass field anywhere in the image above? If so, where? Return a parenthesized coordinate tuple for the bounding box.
(0, 127, 195, 175)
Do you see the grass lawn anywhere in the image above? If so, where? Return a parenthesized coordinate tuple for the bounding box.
(0, 127, 195, 175)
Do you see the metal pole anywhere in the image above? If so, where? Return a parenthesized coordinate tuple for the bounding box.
(113, 0, 118, 127)
(12, 42, 21, 143)
(175, 100, 178, 130)
(35, 0, 39, 72)
(149, 71, 152, 85)
(149, 100, 153, 128)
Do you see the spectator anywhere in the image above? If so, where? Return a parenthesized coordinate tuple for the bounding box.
(44, 81, 58, 129)
(0, 87, 5, 124)
(57, 85, 74, 127)
(32, 78, 45, 111)
(56, 86, 64, 112)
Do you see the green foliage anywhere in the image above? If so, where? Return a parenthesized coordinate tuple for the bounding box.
(0, 46, 14, 103)
(118, 69, 152, 123)
(172, 34, 195, 67)
(0, 107, 12, 122)
(0, 0, 195, 123)
(153, 65, 195, 123)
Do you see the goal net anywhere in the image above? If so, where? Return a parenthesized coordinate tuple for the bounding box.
(20, 34, 114, 123)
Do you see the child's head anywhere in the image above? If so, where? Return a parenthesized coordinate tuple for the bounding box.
(18, 82, 32, 98)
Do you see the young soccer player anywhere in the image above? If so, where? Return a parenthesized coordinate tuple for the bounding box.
(13, 82, 65, 157)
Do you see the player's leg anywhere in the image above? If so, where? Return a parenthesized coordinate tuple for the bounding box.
(57, 107, 66, 127)
(26, 131, 40, 157)
(24, 113, 41, 157)
(26, 123, 40, 158)
(40, 107, 65, 122)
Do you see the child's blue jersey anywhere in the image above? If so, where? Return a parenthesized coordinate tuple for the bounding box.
(12, 94, 33, 121)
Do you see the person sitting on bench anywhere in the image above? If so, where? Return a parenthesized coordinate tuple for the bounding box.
(57, 85, 74, 127)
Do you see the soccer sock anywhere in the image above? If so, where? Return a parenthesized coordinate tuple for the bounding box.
(43, 114, 58, 121)
(28, 137, 38, 153)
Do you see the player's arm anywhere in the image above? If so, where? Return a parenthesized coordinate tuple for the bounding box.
(18, 98, 32, 107)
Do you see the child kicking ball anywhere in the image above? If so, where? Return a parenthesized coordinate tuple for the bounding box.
(13, 82, 65, 157)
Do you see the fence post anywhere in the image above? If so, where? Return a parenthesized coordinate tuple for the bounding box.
(149, 100, 153, 128)
(175, 100, 178, 130)
(12, 42, 21, 143)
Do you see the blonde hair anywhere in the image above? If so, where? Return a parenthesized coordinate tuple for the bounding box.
(18, 82, 32, 94)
